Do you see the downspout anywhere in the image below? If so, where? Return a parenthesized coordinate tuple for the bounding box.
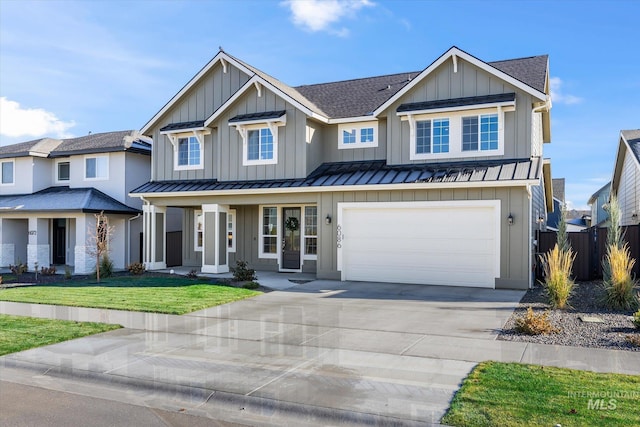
(526, 184, 533, 289)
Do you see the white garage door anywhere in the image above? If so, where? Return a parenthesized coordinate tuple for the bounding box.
(339, 201, 500, 288)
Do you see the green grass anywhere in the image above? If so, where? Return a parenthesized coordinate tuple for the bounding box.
(0, 276, 261, 314)
(442, 361, 640, 427)
(0, 314, 120, 356)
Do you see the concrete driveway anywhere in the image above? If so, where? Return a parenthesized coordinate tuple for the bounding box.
(0, 281, 528, 425)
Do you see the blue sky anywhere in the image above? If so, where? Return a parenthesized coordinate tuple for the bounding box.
(1, 0, 638, 209)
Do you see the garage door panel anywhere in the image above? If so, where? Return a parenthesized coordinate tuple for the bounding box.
(340, 202, 498, 288)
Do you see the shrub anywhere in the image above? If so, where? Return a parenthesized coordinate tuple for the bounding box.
(231, 260, 257, 282)
(9, 262, 27, 277)
(99, 255, 114, 279)
(539, 244, 575, 309)
(127, 262, 146, 275)
(625, 334, 640, 347)
(40, 266, 57, 275)
(601, 243, 639, 311)
(515, 308, 559, 335)
(187, 269, 199, 279)
(242, 281, 260, 290)
(64, 265, 73, 279)
(633, 310, 640, 329)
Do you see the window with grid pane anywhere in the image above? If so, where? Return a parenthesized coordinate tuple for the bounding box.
(480, 114, 498, 150)
(304, 206, 317, 256)
(178, 136, 200, 166)
(248, 128, 274, 161)
(261, 207, 278, 255)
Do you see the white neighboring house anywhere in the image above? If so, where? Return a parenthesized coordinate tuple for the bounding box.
(0, 131, 151, 273)
(611, 129, 640, 226)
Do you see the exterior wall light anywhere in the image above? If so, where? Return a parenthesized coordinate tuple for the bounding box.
(325, 214, 332, 225)
(507, 213, 514, 225)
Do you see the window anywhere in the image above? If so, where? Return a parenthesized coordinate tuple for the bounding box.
(227, 209, 236, 252)
(1, 160, 14, 185)
(178, 136, 201, 167)
(338, 122, 378, 149)
(260, 207, 278, 257)
(57, 161, 70, 182)
(304, 206, 317, 257)
(416, 119, 449, 154)
(85, 156, 108, 180)
(194, 211, 204, 251)
(248, 128, 274, 162)
(462, 114, 499, 152)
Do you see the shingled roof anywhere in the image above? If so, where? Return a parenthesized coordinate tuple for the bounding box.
(0, 186, 140, 214)
(0, 138, 62, 159)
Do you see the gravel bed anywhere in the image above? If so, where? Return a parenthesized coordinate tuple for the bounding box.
(499, 281, 640, 351)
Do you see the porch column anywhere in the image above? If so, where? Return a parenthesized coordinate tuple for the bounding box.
(0, 219, 15, 267)
(27, 217, 49, 271)
(74, 214, 94, 274)
(201, 204, 229, 274)
(143, 204, 166, 270)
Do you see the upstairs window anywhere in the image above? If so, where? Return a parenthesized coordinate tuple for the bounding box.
(178, 136, 201, 167)
(416, 119, 449, 154)
(1, 160, 14, 185)
(57, 161, 70, 182)
(85, 155, 108, 180)
(338, 121, 378, 149)
(247, 128, 274, 162)
(462, 114, 499, 152)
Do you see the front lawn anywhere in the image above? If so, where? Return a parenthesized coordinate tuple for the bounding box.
(0, 314, 120, 356)
(443, 361, 640, 427)
(0, 276, 261, 314)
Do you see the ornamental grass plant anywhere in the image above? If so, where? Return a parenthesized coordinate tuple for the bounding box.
(602, 243, 638, 310)
(540, 244, 575, 309)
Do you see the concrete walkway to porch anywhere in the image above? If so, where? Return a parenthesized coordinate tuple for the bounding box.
(157, 267, 316, 291)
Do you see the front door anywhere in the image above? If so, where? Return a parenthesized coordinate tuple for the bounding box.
(281, 207, 301, 270)
(52, 218, 66, 265)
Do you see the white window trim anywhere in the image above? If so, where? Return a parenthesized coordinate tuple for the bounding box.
(403, 106, 511, 160)
(84, 154, 109, 181)
(338, 121, 378, 149)
(0, 159, 15, 186)
(164, 130, 210, 171)
(55, 159, 70, 183)
(194, 210, 204, 252)
(227, 209, 236, 253)
(230, 115, 286, 166)
(258, 204, 318, 262)
(303, 205, 318, 261)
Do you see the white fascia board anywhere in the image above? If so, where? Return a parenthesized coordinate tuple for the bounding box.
(131, 178, 537, 199)
(373, 47, 547, 117)
(396, 101, 516, 117)
(141, 52, 254, 135)
(205, 76, 328, 127)
(328, 116, 379, 124)
(159, 127, 210, 135)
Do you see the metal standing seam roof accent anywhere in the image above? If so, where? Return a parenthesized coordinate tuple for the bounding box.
(397, 93, 516, 113)
(228, 110, 287, 123)
(159, 121, 206, 132)
(131, 158, 541, 195)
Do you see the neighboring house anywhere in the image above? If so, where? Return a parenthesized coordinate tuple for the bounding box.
(611, 129, 640, 226)
(588, 182, 611, 227)
(546, 178, 565, 231)
(0, 131, 151, 273)
(131, 46, 553, 290)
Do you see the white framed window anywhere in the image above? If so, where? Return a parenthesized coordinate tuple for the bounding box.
(194, 210, 203, 252)
(1, 160, 15, 185)
(338, 121, 378, 149)
(56, 160, 70, 182)
(247, 128, 274, 163)
(84, 155, 108, 180)
(404, 107, 506, 160)
(177, 136, 202, 169)
(227, 209, 236, 252)
(304, 206, 318, 259)
(259, 206, 278, 258)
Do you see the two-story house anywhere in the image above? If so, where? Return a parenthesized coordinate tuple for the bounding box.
(131, 46, 553, 290)
(0, 130, 151, 273)
(611, 129, 640, 225)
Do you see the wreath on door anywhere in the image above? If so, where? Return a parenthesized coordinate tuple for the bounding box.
(285, 216, 300, 232)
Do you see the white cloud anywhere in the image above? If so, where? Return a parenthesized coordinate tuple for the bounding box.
(550, 77, 583, 105)
(282, 0, 374, 36)
(0, 97, 75, 139)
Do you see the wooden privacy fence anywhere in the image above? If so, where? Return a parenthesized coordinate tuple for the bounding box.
(537, 225, 640, 281)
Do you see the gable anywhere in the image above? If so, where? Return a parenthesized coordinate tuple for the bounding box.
(612, 130, 640, 193)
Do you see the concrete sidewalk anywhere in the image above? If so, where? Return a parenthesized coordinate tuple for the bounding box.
(1, 281, 639, 426)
